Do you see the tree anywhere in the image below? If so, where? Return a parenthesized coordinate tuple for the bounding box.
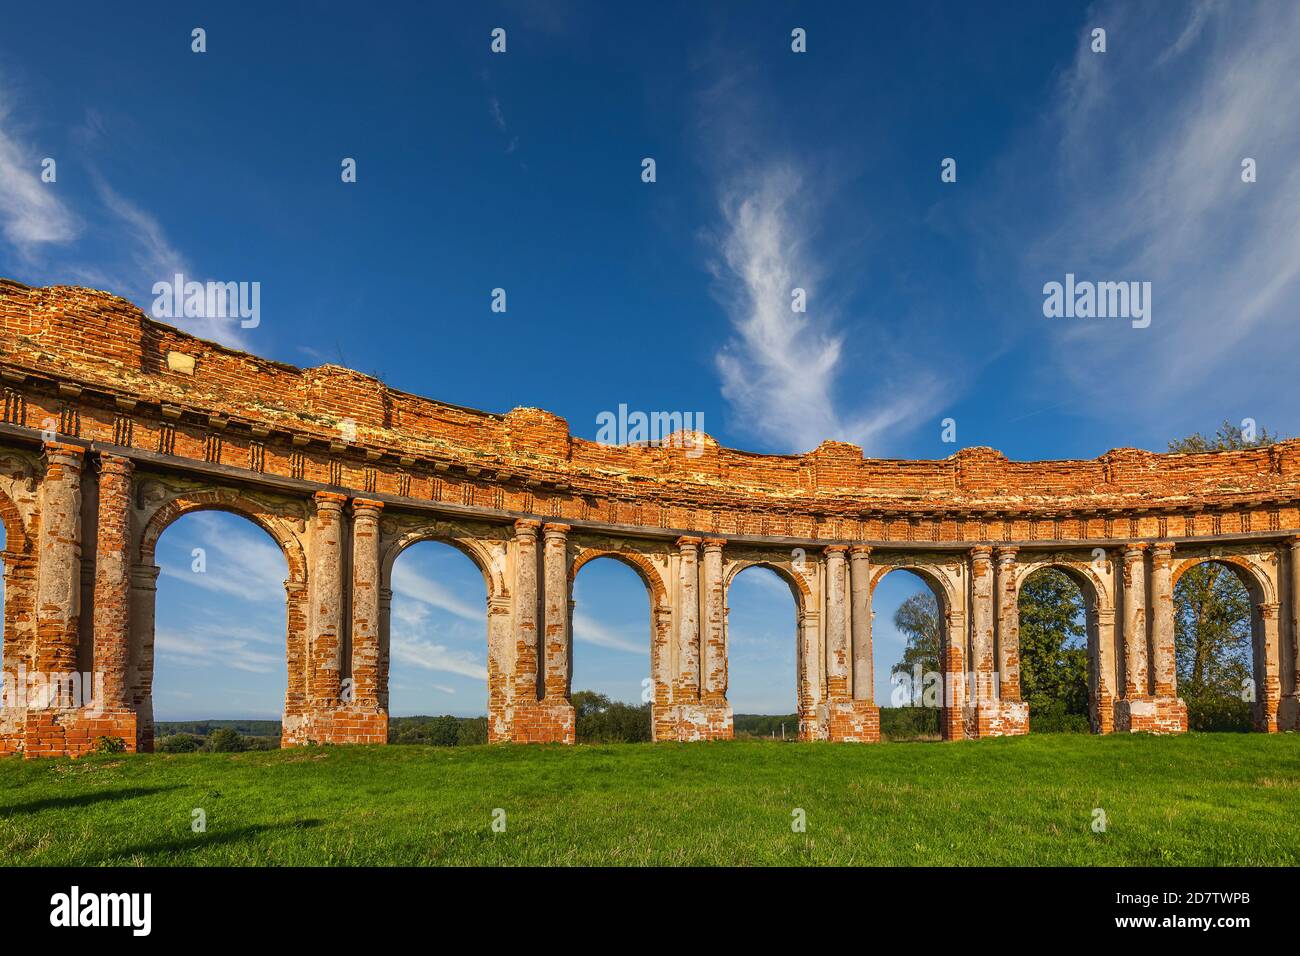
(1167, 422, 1277, 727)
(1017, 569, 1088, 716)
(890, 591, 942, 679)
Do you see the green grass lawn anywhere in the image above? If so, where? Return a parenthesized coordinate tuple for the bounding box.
(2, 733, 1297, 866)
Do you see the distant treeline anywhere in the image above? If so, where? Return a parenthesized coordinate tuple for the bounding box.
(156, 720, 281, 738)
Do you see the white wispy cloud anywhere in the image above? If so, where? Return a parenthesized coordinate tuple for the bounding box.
(0, 90, 79, 252)
(710, 164, 944, 453)
(391, 561, 483, 622)
(390, 632, 488, 680)
(158, 512, 287, 603)
(572, 610, 644, 655)
(1022, 0, 1300, 415)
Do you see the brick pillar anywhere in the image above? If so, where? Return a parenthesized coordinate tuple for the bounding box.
(309, 491, 347, 703)
(36, 442, 83, 675)
(675, 536, 701, 702)
(1094, 605, 1117, 734)
(824, 545, 850, 702)
(1256, 601, 1281, 733)
(349, 497, 383, 709)
(542, 523, 570, 700)
(1122, 543, 1149, 699)
(1285, 537, 1300, 731)
(970, 546, 995, 706)
(797, 607, 826, 740)
(849, 545, 873, 701)
(701, 538, 726, 703)
(995, 546, 1020, 701)
(512, 519, 541, 705)
(377, 586, 392, 712)
(128, 563, 160, 751)
(941, 609, 966, 740)
(1150, 542, 1176, 698)
(92, 455, 133, 711)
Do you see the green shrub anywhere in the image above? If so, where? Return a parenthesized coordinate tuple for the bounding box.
(158, 733, 202, 753)
(880, 707, 941, 741)
(1185, 691, 1252, 732)
(1027, 696, 1090, 733)
(93, 735, 127, 754)
(204, 728, 250, 753)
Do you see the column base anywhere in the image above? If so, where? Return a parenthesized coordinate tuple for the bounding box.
(492, 698, 575, 744)
(962, 700, 1029, 738)
(656, 701, 732, 741)
(1277, 694, 1300, 732)
(825, 699, 881, 742)
(282, 708, 388, 746)
(4, 708, 139, 758)
(1113, 696, 1188, 734)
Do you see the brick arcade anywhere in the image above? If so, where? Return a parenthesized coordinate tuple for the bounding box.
(1, 279, 1298, 756)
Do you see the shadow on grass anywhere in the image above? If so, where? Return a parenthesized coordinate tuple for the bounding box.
(0, 785, 185, 816)
(85, 819, 325, 864)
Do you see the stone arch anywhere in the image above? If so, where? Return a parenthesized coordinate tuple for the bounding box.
(133, 486, 306, 752)
(138, 488, 307, 584)
(1170, 552, 1281, 731)
(723, 558, 811, 612)
(569, 546, 669, 607)
(1013, 558, 1110, 611)
(1171, 554, 1274, 605)
(381, 526, 502, 601)
(868, 561, 956, 614)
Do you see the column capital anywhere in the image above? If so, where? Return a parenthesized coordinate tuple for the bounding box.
(1288, 534, 1300, 548)
(1151, 541, 1174, 562)
(848, 543, 873, 558)
(994, 545, 1018, 563)
(676, 535, 702, 551)
(351, 496, 385, 516)
(970, 544, 993, 565)
(1258, 601, 1280, 618)
(542, 522, 571, 540)
(823, 544, 848, 556)
(701, 537, 726, 552)
(97, 453, 134, 476)
(514, 518, 541, 536)
(314, 490, 348, 510)
(43, 440, 85, 466)
(1124, 542, 1149, 560)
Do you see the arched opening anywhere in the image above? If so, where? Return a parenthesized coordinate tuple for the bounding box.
(1016, 567, 1091, 733)
(874, 568, 947, 741)
(570, 555, 653, 742)
(151, 510, 289, 752)
(1174, 559, 1262, 732)
(384, 539, 489, 745)
(725, 564, 800, 740)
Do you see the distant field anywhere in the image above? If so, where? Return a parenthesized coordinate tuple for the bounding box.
(2, 734, 1297, 866)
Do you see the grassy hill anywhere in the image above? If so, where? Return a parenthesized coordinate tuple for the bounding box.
(2, 733, 1297, 866)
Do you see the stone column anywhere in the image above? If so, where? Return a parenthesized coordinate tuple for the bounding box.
(1150, 542, 1176, 698)
(824, 545, 850, 702)
(542, 523, 570, 700)
(701, 538, 726, 703)
(675, 536, 701, 701)
(92, 455, 134, 711)
(1290, 537, 1300, 722)
(349, 497, 383, 708)
(1257, 601, 1281, 733)
(797, 608, 824, 740)
(849, 545, 873, 701)
(1094, 606, 1117, 734)
(310, 491, 347, 703)
(1122, 543, 1149, 698)
(970, 546, 996, 707)
(378, 586, 393, 712)
(513, 519, 541, 701)
(994, 546, 1020, 701)
(36, 442, 84, 675)
(942, 609, 967, 740)
(128, 563, 160, 750)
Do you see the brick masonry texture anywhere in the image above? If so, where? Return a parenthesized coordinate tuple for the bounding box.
(0, 279, 1298, 755)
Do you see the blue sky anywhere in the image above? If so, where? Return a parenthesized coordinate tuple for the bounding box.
(3, 1, 1298, 718)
